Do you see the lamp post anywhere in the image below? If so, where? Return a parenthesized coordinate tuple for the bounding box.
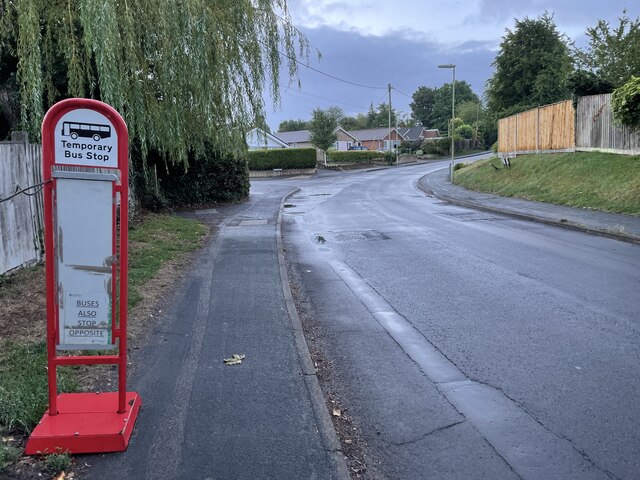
(438, 64, 455, 182)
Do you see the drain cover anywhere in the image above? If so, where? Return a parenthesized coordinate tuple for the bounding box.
(324, 230, 390, 243)
(239, 219, 269, 226)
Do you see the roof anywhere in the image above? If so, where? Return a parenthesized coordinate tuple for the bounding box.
(335, 127, 358, 141)
(246, 128, 288, 148)
(399, 126, 426, 140)
(348, 127, 404, 141)
(275, 129, 311, 144)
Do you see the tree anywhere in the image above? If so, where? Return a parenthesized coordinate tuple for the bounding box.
(574, 11, 640, 89)
(309, 108, 338, 161)
(457, 101, 481, 126)
(278, 119, 309, 132)
(411, 82, 479, 132)
(1, 0, 308, 165)
(567, 70, 615, 98)
(339, 114, 368, 131)
(372, 102, 397, 128)
(410, 87, 436, 127)
(432, 82, 479, 132)
(486, 13, 573, 117)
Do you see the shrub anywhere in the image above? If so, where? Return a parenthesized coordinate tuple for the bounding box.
(612, 76, 640, 130)
(247, 148, 317, 170)
(453, 162, 467, 171)
(400, 139, 422, 153)
(43, 452, 71, 473)
(0, 444, 21, 472)
(568, 70, 614, 99)
(421, 137, 451, 156)
(132, 142, 250, 210)
(158, 146, 249, 207)
(327, 150, 387, 163)
(455, 124, 474, 139)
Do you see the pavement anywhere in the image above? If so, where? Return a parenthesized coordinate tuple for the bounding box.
(86, 183, 349, 479)
(419, 166, 640, 244)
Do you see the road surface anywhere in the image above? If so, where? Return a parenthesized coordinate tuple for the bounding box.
(283, 161, 640, 479)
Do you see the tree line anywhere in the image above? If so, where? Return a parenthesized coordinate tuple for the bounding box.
(280, 10, 640, 148)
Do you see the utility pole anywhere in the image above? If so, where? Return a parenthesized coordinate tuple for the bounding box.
(438, 64, 456, 182)
(388, 83, 392, 157)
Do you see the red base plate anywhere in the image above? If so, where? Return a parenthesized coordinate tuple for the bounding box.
(25, 392, 141, 455)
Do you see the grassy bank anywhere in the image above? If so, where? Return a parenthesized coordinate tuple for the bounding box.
(454, 152, 640, 216)
(0, 213, 207, 473)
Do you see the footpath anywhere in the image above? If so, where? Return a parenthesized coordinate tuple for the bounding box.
(86, 183, 348, 479)
(420, 167, 640, 244)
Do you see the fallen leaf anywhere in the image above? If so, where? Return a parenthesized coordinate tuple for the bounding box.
(332, 409, 341, 417)
(54, 472, 65, 480)
(223, 354, 246, 366)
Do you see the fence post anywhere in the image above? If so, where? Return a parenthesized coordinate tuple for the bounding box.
(515, 113, 518, 155)
(536, 107, 540, 153)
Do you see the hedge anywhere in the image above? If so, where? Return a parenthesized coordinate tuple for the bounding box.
(133, 142, 249, 210)
(327, 150, 388, 163)
(248, 148, 317, 170)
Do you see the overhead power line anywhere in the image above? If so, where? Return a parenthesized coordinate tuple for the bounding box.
(392, 87, 413, 99)
(277, 50, 387, 90)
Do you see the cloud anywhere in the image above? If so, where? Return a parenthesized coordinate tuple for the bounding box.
(264, 1, 639, 129)
(265, 26, 495, 130)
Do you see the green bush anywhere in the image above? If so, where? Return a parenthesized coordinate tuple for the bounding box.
(455, 124, 474, 139)
(327, 150, 387, 163)
(612, 76, 640, 130)
(421, 137, 450, 156)
(43, 452, 71, 473)
(400, 139, 422, 153)
(158, 147, 249, 207)
(247, 148, 317, 170)
(453, 162, 467, 171)
(0, 444, 21, 472)
(132, 142, 250, 210)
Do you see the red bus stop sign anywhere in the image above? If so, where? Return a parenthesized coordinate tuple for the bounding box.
(25, 98, 141, 455)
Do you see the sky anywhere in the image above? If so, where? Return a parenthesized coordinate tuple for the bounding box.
(264, 0, 639, 131)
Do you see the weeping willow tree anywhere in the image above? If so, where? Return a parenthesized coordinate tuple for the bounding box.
(1, 0, 308, 165)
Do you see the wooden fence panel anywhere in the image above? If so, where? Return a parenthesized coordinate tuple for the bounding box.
(0, 133, 43, 274)
(498, 100, 575, 154)
(576, 93, 640, 154)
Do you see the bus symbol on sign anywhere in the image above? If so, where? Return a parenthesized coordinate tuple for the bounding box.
(62, 121, 111, 142)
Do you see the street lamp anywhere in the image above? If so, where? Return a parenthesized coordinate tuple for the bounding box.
(438, 64, 455, 182)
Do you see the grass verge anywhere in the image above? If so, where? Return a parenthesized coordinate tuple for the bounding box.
(0, 343, 78, 434)
(128, 214, 208, 308)
(454, 152, 640, 216)
(0, 213, 207, 475)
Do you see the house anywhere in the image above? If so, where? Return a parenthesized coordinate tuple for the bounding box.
(274, 129, 313, 148)
(246, 128, 288, 149)
(347, 127, 405, 151)
(334, 127, 359, 150)
(398, 127, 441, 142)
(276, 127, 357, 151)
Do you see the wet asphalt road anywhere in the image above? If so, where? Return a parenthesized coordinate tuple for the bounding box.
(282, 161, 640, 479)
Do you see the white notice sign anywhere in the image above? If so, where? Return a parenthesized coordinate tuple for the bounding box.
(54, 108, 118, 168)
(62, 292, 111, 346)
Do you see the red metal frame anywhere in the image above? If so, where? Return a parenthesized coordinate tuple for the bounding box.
(26, 98, 139, 455)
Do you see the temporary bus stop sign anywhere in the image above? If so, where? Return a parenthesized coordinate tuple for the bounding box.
(26, 99, 141, 455)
